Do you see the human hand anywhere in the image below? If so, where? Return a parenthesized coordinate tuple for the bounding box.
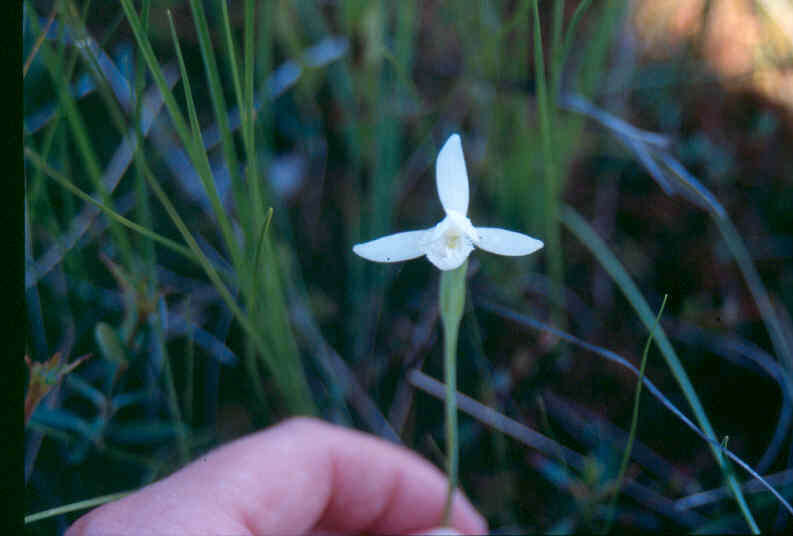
(66, 417, 488, 535)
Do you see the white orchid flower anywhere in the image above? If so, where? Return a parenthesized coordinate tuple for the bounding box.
(353, 133, 544, 271)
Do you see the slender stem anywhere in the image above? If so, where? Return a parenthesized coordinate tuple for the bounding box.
(443, 317, 459, 522)
(439, 260, 468, 523)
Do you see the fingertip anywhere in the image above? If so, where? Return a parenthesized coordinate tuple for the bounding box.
(468, 511, 489, 535)
(449, 491, 489, 535)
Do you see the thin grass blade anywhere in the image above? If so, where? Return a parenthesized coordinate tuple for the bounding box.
(561, 205, 761, 532)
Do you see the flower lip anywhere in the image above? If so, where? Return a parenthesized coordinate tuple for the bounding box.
(421, 230, 475, 271)
(419, 212, 479, 271)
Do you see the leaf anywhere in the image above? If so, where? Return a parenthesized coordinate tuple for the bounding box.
(25, 353, 92, 425)
(95, 322, 128, 368)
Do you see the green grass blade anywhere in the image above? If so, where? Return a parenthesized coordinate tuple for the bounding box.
(550, 0, 565, 101)
(220, 0, 264, 266)
(479, 300, 793, 518)
(25, 147, 197, 263)
(531, 0, 566, 332)
(23, 5, 56, 78)
(243, 0, 255, 138)
(253, 228, 312, 409)
(167, 6, 311, 416)
(28, 106, 64, 218)
(183, 296, 195, 426)
(187, 0, 249, 237)
(121, 0, 244, 274)
(119, 0, 192, 146)
(242, 0, 264, 235)
(137, 157, 314, 415)
(218, 0, 245, 127)
(556, 0, 593, 95)
(165, 10, 243, 273)
(576, 0, 622, 97)
(218, 0, 265, 246)
(26, 2, 134, 266)
(59, 10, 127, 137)
(605, 294, 668, 533)
(131, 0, 156, 273)
(560, 205, 760, 533)
(664, 150, 793, 370)
(536, 394, 570, 479)
(714, 216, 793, 372)
(151, 299, 189, 465)
(27, 9, 77, 230)
(25, 490, 133, 524)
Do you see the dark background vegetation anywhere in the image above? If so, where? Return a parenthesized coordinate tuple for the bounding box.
(24, 0, 793, 533)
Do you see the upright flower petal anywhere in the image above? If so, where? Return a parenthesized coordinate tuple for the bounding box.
(475, 227, 544, 256)
(352, 230, 427, 263)
(436, 134, 470, 215)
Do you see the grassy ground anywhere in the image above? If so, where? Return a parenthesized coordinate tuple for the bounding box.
(24, 0, 793, 533)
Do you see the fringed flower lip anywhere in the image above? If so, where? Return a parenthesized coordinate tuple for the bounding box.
(353, 133, 544, 270)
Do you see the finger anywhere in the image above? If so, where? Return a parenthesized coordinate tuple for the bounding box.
(67, 417, 487, 536)
(300, 419, 486, 535)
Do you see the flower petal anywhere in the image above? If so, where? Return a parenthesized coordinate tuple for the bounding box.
(436, 133, 469, 215)
(475, 227, 544, 256)
(352, 230, 427, 263)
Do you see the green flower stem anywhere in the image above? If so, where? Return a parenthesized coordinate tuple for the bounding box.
(439, 260, 468, 523)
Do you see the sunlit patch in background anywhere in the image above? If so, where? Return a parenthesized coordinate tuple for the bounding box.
(632, 0, 793, 110)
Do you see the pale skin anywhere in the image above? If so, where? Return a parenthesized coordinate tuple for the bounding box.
(66, 417, 488, 535)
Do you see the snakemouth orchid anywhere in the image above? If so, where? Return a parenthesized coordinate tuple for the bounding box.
(353, 133, 544, 270)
